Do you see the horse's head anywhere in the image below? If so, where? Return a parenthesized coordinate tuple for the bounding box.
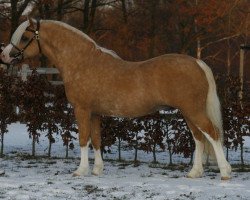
(1, 18, 42, 64)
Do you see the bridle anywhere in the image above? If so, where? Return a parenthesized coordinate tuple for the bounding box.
(11, 20, 42, 61)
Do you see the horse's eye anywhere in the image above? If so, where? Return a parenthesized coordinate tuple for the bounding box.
(21, 36, 29, 42)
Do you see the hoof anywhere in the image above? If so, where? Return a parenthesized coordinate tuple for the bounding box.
(187, 168, 203, 178)
(220, 164, 232, 180)
(72, 168, 89, 177)
(92, 165, 104, 176)
(186, 174, 202, 179)
(72, 172, 80, 177)
(221, 176, 231, 181)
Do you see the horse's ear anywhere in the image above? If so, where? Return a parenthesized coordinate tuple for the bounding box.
(27, 16, 35, 29)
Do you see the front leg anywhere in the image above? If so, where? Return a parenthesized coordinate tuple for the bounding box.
(91, 115, 104, 176)
(73, 108, 91, 176)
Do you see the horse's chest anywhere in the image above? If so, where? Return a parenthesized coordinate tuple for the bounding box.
(63, 82, 91, 105)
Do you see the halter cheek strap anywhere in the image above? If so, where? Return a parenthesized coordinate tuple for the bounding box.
(11, 20, 42, 60)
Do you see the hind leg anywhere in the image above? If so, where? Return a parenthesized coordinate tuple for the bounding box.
(185, 119, 205, 178)
(199, 128, 231, 180)
(190, 114, 231, 180)
(91, 115, 104, 176)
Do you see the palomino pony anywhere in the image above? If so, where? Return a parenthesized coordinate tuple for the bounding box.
(1, 19, 231, 180)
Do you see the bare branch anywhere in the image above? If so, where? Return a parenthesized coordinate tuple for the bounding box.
(201, 34, 241, 51)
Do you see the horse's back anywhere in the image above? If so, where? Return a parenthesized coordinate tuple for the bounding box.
(135, 54, 209, 109)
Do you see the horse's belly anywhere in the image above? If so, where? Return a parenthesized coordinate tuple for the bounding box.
(96, 100, 160, 118)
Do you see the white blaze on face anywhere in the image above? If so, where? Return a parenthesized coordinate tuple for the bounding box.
(1, 44, 14, 63)
(1, 20, 30, 63)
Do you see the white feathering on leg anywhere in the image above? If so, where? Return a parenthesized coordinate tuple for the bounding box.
(73, 143, 90, 176)
(198, 128, 231, 179)
(187, 137, 204, 178)
(92, 149, 104, 176)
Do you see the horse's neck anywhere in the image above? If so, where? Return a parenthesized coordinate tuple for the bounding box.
(41, 22, 110, 78)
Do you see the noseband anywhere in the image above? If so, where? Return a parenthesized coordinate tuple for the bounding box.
(11, 20, 42, 61)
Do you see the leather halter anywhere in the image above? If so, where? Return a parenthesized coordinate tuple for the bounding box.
(11, 20, 42, 61)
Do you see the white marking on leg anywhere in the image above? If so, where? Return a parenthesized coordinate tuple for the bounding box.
(92, 149, 104, 176)
(203, 139, 217, 166)
(198, 127, 231, 179)
(73, 145, 89, 176)
(188, 137, 204, 178)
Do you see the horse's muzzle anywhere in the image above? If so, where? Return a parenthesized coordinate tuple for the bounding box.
(10, 57, 22, 65)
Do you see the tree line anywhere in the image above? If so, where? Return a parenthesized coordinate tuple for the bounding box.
(0, 0, 249, 165)
(0, 1, 249, 75)
(0, 69, 249, 165)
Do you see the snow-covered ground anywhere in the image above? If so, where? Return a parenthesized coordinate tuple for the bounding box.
(1, 122, 250, 200)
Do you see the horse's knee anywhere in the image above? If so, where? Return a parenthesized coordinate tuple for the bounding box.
(91, 135, 101, 150)
(90, 115, 101, 150)
(78, 131, 91, 147)
(74, 109, 91, 147)
(91, 128, 101, 150)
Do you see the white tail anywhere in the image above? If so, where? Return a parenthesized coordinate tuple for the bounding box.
(196, 59, 223, 164)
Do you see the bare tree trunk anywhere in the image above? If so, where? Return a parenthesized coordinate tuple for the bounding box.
(196, 37, 201, 59)
(134, 133, 138, 164)
(83, 0, 90, 32)
(226, 11, 232, 75)
(10, 0, 32, 35)
(239, 47, 244, 109)
(153, 143, 157, 163)
(148, 0, 158, 58)
(87, 0, 97, 33)
(118, 136, 122, 161)
(57, 0, 64, 21)
(239, 41, 245, 166)
(65, 143, 69, 158)
(48, 128, 52, 158)
(10, 0, 18, 36)
(240, 142, 244, 166)
(226, 39, 231, 76)
(169, 150, 173, 165)
(195, 0, 201, 59)
(32, 132, 36, 157)
(48, 140, 52, 157)
(44, 3, 51, 19)
(121, 0, 128, 23)
(0, 132, 4, 158)
(134, 146, 138, 163)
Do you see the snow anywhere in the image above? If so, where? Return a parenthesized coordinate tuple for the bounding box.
(1, 123, 250, 199)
